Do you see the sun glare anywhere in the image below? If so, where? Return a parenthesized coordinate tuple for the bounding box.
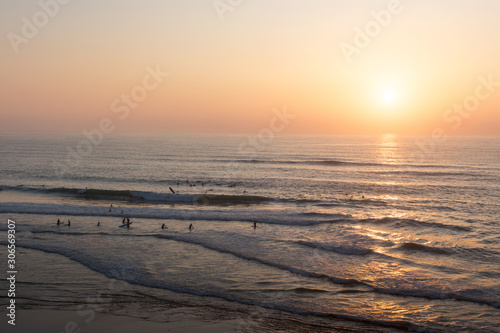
(383, 90, 395, 103)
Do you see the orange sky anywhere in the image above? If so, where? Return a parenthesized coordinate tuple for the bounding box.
(1, 0, 499, 135)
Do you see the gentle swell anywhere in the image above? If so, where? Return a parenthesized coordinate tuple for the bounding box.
(360, 217, 472, 232)
(295, 240, 372, 255)
(397, 242, 452, 255)
(0, 234, 500, 308)
(0, 185, 275, 206)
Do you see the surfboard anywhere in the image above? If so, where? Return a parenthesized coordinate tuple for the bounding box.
(119, 222, 133, 228)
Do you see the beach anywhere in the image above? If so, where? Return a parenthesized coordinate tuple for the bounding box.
(1, 134, 499, 332)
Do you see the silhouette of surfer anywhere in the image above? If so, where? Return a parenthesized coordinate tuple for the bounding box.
(189, 224, 194, 231)
(161, 223, 167, 229)
(67, 219, 71, 227)
(97, 221, 100, 226)
(57, 219, 61, 226)
(253, 222, 257, 229)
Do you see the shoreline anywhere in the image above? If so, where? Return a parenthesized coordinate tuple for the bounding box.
(0, 244, 402, 333)
(5, 308, 402, 333)
(9, 309, 249, 333)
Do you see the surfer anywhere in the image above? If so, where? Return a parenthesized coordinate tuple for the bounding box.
(189, 224, 194, 231)
(97, 221, 100, 226)
(67, 219, 71, 227)
(126, 217, 130, 224)
(253, 222, 257, 229)
(161, 223, 167, 229)
(57, 219, 61, 226)
(122, 217, 126, 224)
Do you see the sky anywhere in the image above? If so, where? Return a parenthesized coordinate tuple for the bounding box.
(1, 0, 499, 136)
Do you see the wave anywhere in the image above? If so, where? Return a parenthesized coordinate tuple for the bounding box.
(360, 217, 472, 232)
(0, 185, 274, 206)
(397, 242, 452, 255)
(224, 158, 472, 170)
(0, 202, 351, 226)
(295, 240, 372, 255)
(0, 201, 471, 234)
(2, 234, 498, 311)
(152, 233, 361, 286)
(290, 287, 330, 294)
(369, 170, 488, 178)
(232, 159, 387, 168)
(0, 243, 418, 331)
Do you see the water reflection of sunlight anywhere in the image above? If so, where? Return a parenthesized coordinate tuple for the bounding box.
(378, 134, 399, 165)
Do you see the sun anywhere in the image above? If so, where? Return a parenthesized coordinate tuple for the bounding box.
(383, 90, 395, 103)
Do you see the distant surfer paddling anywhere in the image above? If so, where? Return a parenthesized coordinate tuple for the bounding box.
(189, 224, 194, 231)
(161, 223, 167, 229)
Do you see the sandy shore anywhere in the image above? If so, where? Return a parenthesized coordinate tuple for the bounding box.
(7, 309, 250, 333)
(2, 308, 404, 333)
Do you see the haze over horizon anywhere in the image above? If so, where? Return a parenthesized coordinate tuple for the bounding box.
(1, 0, 499, 136)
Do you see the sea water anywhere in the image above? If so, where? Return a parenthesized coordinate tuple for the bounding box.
(0, 133, 499, 332)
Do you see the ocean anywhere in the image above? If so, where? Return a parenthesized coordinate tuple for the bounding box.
(1, 133, 499, 332)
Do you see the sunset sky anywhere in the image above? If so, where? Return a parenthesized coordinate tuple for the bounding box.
(1, 0, 499, 135)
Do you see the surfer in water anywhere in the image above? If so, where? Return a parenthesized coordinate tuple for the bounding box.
(57, 219, 61, 226)
(189, 224, 194, 231)
(122, 217, 126, 224)
(253, 222, 257, 229)
(126, 217, 130, 224)
(67, 219, 71, 227)
(97, 221, 100, 226)
(161, 223, 167, 229)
